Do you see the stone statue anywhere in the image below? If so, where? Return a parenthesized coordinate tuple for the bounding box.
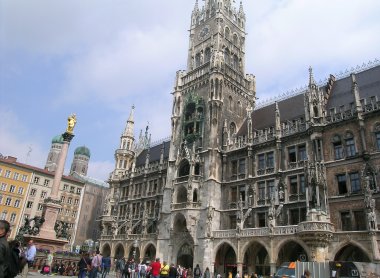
(368, 211, 377, 230)
(66, 113, 77, 134)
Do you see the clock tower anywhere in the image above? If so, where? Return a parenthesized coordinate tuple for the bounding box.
(159, 0, 256, 268)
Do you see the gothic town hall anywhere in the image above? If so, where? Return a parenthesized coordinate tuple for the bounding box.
(100, 0, 380, 276)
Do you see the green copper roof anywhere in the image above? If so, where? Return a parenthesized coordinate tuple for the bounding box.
(52, 134, 64, 144)
(74, 146, 91, 157)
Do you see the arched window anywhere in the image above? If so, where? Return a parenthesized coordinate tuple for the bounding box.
(332, 135, 343, 160)
(205, 47, 211, 62)
(233, 55, 239, 70)
(195, 53, 201, 68)
(178, 160, 190, 177)
(230, 122, 237, 135)
(224, 48, 230, 65)
(225, 27, 230, 40)
(228, 96, 233, 111)
(344, 132, 356, 157)
(233, 34, 239, 46)
(193, 189, 198, 202)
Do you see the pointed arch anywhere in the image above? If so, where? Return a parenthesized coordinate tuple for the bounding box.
(143, 243, 156, 262)
(214, 241, 238, 278)
(178, 159, 190, 177)
(275, 239, 310, 266)
(173, 212, 188, 233)
(192, 188, 199, 202)
(333, 242, 371, 262)
(101, 243, 111, 257)
(113, 243, 125, 259)
(243, 241, 270, 276)
(177, 185, 187, 203)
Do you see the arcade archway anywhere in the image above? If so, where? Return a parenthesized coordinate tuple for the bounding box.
(114, 243, 125, 259)
(215, 243, 237, 277)
(101, 243, 111, 257)
(128, 246, 140, 262)
(334, 244, 371, 262)
(144, 244, 156, 263)
(244, 242, 269, 276)
(177, 243, 194, 268)
(277, 241, 308, 266)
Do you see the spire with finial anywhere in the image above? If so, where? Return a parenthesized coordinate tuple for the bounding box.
(123, 105, 135, 138)
(193, 0, 199, 12)
(308, 66, 317, 89)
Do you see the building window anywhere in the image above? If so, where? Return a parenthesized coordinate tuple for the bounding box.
(300, 175, 305, 194)
(63, 184, 68, 191)
(33, 177, 40, 184)
(9, 185, 16, 193)
(4, 170, 11, 178)
(14, 199, 20, 208)
(266, 180, 275, 199)
(13, 172, 19, 180)
(337, 174, 347, 195)
(266, 152, 274, 168)
(30, 188, 36, 196)
(376, 132, 380, 150)
(68, 197, 72, 204)
(17, 187, 24, 195)
(76, 188, 81, 195)
(353, 211, 366, 230)
(1, 183, 7, 191)
(341, 211, 352, 231)
(26, 201, 33, 209)
(231, 159, 246, 179)
(258, 182, 265, 200)
(238, 159, 246, 177)
(298, 145, 307, 161)
(333, 135, 343, 160)
(60, 196, 65, 203)
(44, 179, 50, 186)
(289, 209, 300, 225)
(21, 175, 28, 182)
(10, 213, 16, 223)
(345, 138, 356, 157)
(74, 199, 79, 206)
(289, 176, 298, 195)
(40, 191, 47, 198)
(37, 204, 43, 211)
(258, 213, 266, 227)
(70, 186, 75, 193)
(288, 146, 296, 162)
(1, 211, 7, 220)
(350, 172, 360, 193)
(65, 209, 70, 216)
(72, 211, 77, 218)
(5, 198, 12, 206)
(258, 154, 265, 169)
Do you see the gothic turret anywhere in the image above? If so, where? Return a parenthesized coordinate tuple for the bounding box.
(305, 67, 325, 125)
(114, 106, 136, 176)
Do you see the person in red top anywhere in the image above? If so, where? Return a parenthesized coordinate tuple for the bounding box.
(151, 258, 161, 278)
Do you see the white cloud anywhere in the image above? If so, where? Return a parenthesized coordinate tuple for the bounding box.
(0, 107, 47, 167)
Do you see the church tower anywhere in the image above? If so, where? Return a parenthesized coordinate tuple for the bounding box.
(45, 134, 64, 172)
(114, 106, 136, 176)
(161, 0, 256, 267)
(70, 146, 90, 176)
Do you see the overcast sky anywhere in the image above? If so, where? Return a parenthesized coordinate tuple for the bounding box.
(1, 0, 379, 181)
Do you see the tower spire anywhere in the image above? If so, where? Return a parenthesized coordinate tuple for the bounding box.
(309, 66, 316, 89)
(123, 105, 135, 138)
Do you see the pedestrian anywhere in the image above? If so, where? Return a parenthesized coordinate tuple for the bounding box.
(116, 257, 126, 278)
(216, 274, 221, 278)
(0, 220, 11, 278)
(151, 258, 161, 278)
(46, 250, 53, 275)
(235, 271, 240, 278)
(160, 261, 169, 278)
(169, 263, 178, 278)
(90, 250, 103, 278)
(194, 264, 202, 278)
(21, 239, 36, 278)
(102, 254, 111, 278)
(78, 252, 91, 278)
(203, 267, 210, 278)
(140, 262, 148, 278)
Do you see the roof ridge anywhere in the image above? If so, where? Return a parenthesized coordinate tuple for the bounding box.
(255, 58, 380, 110)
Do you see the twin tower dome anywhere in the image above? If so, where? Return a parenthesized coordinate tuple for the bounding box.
(45, 134, 90, 176)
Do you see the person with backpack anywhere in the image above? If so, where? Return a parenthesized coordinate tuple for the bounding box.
(116, 258, 126, 278)
(193, 264, 202, 278)
(139, 262, 147, 278)
(169, 263, 177, 278)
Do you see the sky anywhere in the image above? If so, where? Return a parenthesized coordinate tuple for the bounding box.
(1, 0, 379, 181)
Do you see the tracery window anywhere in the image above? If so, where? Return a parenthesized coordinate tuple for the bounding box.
(332, 135, 343, 160)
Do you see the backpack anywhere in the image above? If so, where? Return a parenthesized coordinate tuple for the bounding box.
(140, 265, 146, 274)
(194, 268, 201, 276)
(118, 260, 126, 271)
(8, 249, 23, 277)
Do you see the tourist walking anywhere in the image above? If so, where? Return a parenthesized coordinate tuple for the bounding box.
(160, 261, 170, 278)
(102, 254, 111, 278)
(203, 267, 211, 278)
(46, 250, 53, 275)
(78, 253, 91, 278)
(151, 258, 161, 278)
(140, 262, 148, 278)
(116, 257, 126, 278)
(21, 239, 36, 278)
(90, 250, 103, 278)
(193, 264, 202, 278)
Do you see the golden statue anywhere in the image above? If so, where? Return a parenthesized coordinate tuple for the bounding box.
(66, 113, 77, 134)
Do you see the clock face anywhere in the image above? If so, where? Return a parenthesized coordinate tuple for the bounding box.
(198, 25, 210, 41)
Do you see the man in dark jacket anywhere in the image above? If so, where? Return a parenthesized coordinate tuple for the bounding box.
(0, 220, 11, 278)
(101, 255, 112, 278)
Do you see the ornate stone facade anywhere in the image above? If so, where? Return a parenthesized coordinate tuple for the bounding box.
(100, 1, 380, 276)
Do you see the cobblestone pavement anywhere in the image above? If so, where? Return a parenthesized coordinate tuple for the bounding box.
(18, 272, 117, 278)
